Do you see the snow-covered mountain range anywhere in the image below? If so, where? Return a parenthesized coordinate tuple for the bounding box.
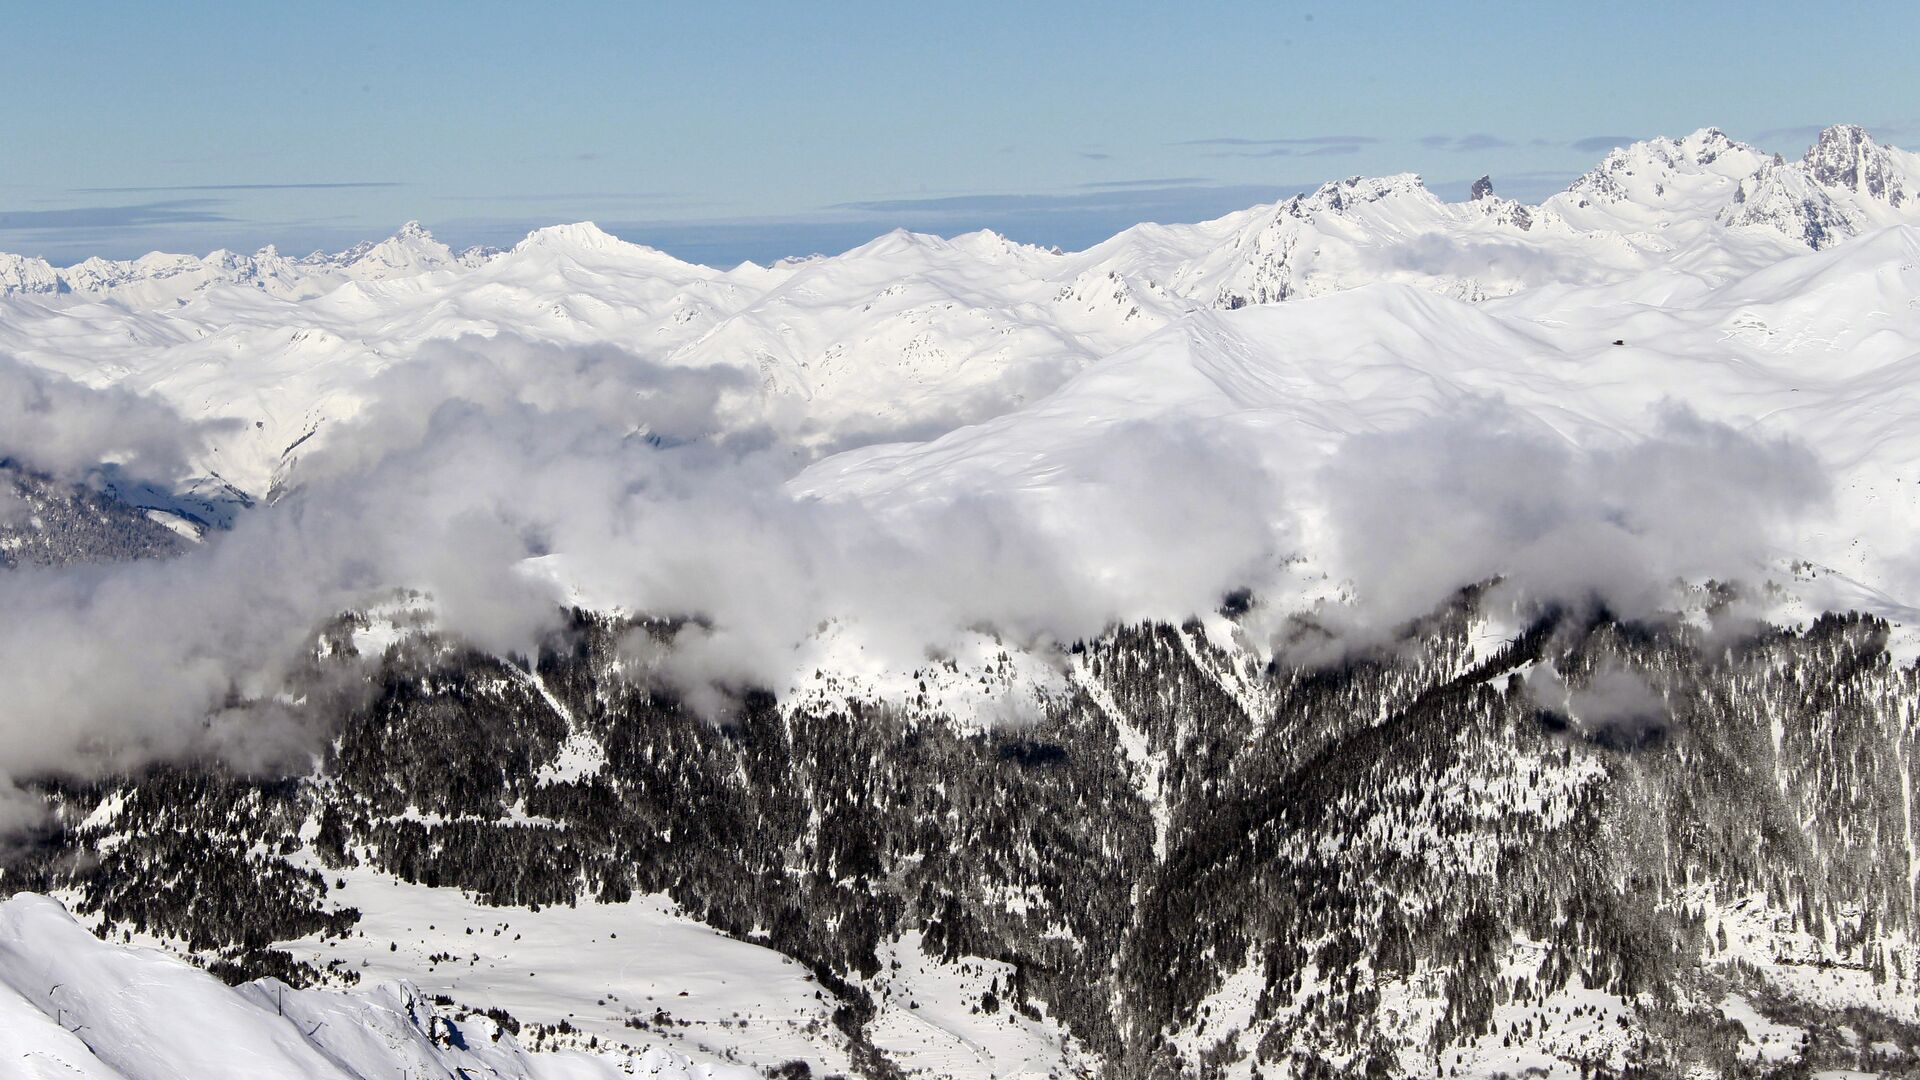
(5, 126, 1919, 637)
(0, 219, 496, 305)
(7, 123, 1920, 1079)
(1, 124, 1914, 502)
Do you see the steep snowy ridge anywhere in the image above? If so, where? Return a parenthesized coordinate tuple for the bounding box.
(1723, 124, 1920, 248)
(1550, 128, 1775, 229)
(0, 253, 64, 296)
(328, 219, 455, 273)
(1158, 125, 1920, 313)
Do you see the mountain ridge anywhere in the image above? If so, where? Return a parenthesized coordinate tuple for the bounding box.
(5, 124, 1915, 308)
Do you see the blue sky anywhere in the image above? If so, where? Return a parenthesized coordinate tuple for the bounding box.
(4, 1, 1917, 265)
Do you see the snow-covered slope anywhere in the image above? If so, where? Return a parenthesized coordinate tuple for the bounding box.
(0, 893, 753, 1080)
(796, 221, 1920, 644)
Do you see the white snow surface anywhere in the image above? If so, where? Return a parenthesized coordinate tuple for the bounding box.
(10, 869, 1098, 1078)
(0, 892, 754, 1080)
(266, 860, 855, 1075)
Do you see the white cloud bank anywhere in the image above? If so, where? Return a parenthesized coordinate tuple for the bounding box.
(0, 336, 1830, 813)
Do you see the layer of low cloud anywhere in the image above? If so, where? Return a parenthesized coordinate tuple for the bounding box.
(0, 356, 226, 483)
(1526, 662, 1669, 745)
(0, 335, 1278, 791)
(1313, 401, 1827, 632)
(1359, 231, 1607, 287)
(0, 339, 1830, 811)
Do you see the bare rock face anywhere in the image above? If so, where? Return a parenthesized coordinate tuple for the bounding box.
(1469, 174, 1495, 201)
(0, 253, 62, 296)
(1722, 159, 1856, 249)
(1805, 123, 1908, 206)
(1719, 125, 1919, 248)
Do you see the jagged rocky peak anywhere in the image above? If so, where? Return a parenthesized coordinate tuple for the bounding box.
(1284, 171, 1432, 218)
(1680, 124, 1743, 164)
(0, 252, 62, 295)
(0, 222, 480, 302)
(1187, 167, 1544, 309)
(373, 219, 444, 257)
(1718, 124, 1918, 249)
(331, 220, 459, 278)
(1556, 124, 1917, 235)
(1722, 156, 1851, 249)
(1560, 127, 1769, 209)
(455, 243, 503, 268)
(1805, 122, 1908, 205)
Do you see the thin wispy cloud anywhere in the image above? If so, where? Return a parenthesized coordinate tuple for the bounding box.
(431, 191, 691, 204)
(830, 182, 1292, 215)
(1420, 133, 1515, 152)
(0, 200, 235, 231)
(73, 182, 402, 194)
(1077, 177, 1212, 189)
(1569, 134, 1639, 154)
(1174, 135, 1380, 147)
(1208, 144, 1363, 159)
